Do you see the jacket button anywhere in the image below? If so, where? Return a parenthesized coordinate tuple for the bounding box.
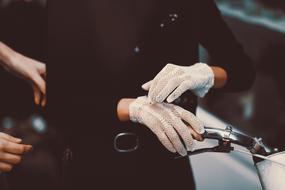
(134, 46, 140, 54)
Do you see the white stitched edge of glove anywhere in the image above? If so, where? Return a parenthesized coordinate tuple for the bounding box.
(142, 63, 214, 103)
(129, 96, 205, 156)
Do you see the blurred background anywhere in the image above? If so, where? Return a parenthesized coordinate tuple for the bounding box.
(0, 0, 285, 190)
(0, 1, 63, 190)
(195, 0, 285, 189)
(200, 0, 285, 151)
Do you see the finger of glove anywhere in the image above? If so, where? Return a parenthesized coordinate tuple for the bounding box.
(187, 126, 203, 141)
(151, 108, 187, 156)
(193, 88, 208, 98)
(175, 106, 205, 134)
(142, 111, 176, 153)
(144, 104, 187, 155)
(167, 80, 194, 103)
(149, 64, 176, 102)
(163, 104, 203, 141)
(155, 77, 182, 103)
(162, 120, 187, 156)
(142, 80, 152, 91)
(161, 105, 195, 151)
(151, 67, 182, 103)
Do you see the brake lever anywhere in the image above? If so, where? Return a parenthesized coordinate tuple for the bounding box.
(175, 146, 234, 159)
(171, 91, 279, 160)
(175, 133, 234, 159)
(175, 125, 278, 160)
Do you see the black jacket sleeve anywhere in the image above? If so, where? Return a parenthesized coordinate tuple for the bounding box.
(197, 0, 256, 92)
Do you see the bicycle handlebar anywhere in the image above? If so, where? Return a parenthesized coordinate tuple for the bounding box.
(117, 97, 278, 158)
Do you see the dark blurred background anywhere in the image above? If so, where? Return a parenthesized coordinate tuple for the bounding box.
(200, 0, 285, 151)
(0, 1, 63, 190)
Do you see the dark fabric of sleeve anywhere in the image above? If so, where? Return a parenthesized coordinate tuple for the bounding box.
(196, 0, 256, 92)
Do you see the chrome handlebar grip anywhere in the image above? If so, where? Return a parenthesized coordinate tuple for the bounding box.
(202, 126, 278, 156)
(173, 92, 278, 157)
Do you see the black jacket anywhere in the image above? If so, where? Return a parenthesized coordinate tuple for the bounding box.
(47, 0, 255, 189)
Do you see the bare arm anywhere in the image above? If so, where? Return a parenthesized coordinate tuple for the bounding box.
(0, 41, 46, 106)
(211, 66, 227, 88)
(0, 41, 14, 67)
(117, 98, 134, 121)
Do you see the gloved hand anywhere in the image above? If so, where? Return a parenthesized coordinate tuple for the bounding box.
(142, 63, 214, 103)
(129, 96, 205, 156)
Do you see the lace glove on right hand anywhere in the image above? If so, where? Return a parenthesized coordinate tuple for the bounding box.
(142, 63, 214, 103)
(129, 96, 205, 156)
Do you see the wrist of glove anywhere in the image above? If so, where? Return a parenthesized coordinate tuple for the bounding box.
(129, 96, 205, 156)
(142, 63, 214, 103)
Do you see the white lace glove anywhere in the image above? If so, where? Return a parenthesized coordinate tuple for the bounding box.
(129, 96, 205, 156)
(142, 63, 214, 103)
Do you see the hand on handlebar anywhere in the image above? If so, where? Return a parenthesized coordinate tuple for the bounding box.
(124, 96, 205, 156)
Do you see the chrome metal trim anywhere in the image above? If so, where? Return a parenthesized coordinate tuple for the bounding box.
(114, 133, 139, 153)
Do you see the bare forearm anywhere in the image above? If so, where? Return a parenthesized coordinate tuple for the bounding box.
(117, 98, 135, 121)
(0, 41, 47, 106)
(0, 41, 15, 67)
(211, 66, 227, 88)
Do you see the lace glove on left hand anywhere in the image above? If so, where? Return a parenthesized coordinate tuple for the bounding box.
(129, 96, 205, 156)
